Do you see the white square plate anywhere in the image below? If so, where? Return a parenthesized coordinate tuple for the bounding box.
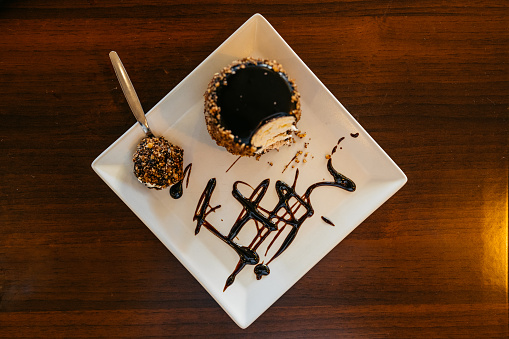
(92, 14, 407, 329)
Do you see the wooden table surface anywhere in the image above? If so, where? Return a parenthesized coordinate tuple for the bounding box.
(1, 1, 507, 337)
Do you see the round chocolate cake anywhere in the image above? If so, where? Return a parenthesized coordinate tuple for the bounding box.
(204, 58, 301, 157)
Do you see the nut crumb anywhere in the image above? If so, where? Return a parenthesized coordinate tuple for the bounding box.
(325, 154, 331, 159)
(296, 131, 307, 138)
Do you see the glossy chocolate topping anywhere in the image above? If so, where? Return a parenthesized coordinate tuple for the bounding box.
(216, 63, 295, 144)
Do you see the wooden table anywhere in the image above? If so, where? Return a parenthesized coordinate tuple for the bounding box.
(1, 1, 507, 337)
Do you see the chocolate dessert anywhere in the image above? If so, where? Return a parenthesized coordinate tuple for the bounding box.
(204, 58, 301, 156)
(133, 136, 184, 189)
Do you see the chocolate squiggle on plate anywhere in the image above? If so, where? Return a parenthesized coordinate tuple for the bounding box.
(193, 155, 355, 291)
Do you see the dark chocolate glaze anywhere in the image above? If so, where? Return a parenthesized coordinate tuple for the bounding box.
(216, 63, 295, 144)
(169, 163, 192, 199)
(193, 153, 356, 291)
(350, 132, 359, 138)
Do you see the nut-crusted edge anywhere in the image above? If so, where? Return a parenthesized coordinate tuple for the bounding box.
(133, 136, 184, 189)
(203, 57, 301, 157)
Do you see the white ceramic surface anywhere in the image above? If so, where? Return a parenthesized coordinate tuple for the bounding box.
(92, 13, 407, 329)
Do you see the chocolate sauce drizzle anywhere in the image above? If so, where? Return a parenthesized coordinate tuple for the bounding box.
(321, 216, 335, 226)
(282, 153, 298, 173)
(226, 156, 242, 173)
(169, 163, 192, 199)
(193, 156, 355, 291)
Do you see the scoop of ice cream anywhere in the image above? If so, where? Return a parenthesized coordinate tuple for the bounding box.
(133, 136, 183, 189)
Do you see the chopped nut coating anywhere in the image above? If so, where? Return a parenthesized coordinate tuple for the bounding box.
(133, 136, 184, 189)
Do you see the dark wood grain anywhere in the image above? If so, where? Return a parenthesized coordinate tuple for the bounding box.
(0, 1, 507, 337)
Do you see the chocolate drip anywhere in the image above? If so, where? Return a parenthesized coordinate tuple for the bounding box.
(254, 264, 270, 280)
(282, 153, 298, 173)
(226, 156, 242, 173)
(169, 182, 183, 199)
(303, 159, 356, 198)
(169, 163, 192, 199)
(321, 216, 335, 226)
(350, 132, 359, 138)
(193, 154, 356, 291)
